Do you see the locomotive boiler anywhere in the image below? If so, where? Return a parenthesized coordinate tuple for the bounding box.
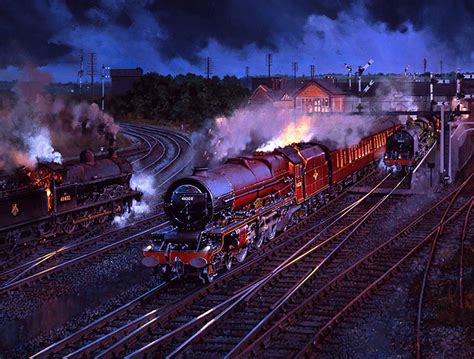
(143, 119, 401, 283)
(384, 116, 437, 174)
(0, 149, 141, 252)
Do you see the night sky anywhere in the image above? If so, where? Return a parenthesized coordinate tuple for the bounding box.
(1, 0, 473, 82)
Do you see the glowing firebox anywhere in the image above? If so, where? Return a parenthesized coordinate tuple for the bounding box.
(26, 166, 54, 212)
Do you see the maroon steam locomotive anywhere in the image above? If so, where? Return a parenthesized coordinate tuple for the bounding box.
(143, 119, 400, 283)
(0, 149, 141, 252)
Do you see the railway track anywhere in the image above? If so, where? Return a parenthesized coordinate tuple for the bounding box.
(415, 175, 473, 359)
(0, 214, 168, 295)
(142, 174, 411, 358)
(120, 123, 193, 185)
(223, 175, 472, 358)
(32, 170, 414, 358)
(0, 125, 191, 295)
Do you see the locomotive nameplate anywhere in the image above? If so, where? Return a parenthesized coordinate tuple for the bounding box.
(11, 203, 19, 216)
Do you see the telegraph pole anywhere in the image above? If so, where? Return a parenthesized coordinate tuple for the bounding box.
(87, 52, 97, 100)
(292, 62, 298, 85)
(206, 56, 212, 79)
(245, 65, 249, 88)
(266, 53, 272, 79)
(78, 50, 84, 91)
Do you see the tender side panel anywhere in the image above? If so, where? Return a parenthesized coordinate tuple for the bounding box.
(0, 189, 48, 228)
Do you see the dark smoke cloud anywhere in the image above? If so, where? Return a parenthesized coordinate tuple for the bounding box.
(145, 0, 353, 64)
(0, 66, 120, 171)
(0, 0, 472, 72)
(0, 0, 72, 68)
(365, 0, 474, 53)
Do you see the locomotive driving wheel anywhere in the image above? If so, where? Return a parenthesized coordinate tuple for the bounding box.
(253, 234, 264, 249)
(224, 255, 233, 270)
(62, 215, 76, 234)
(81, 211, 92, 228)
(200, 266, 216, 284)
(234, 246, 248, 263)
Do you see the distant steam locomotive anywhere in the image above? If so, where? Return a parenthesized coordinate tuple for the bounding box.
(0, 149, 141, 252)
(383, 116, 438, 174)
(142, 118, 401, 283)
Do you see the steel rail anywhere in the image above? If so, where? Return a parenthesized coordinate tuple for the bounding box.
(0, 221, 169, 294)
(30, 282, 171, 359)
(415, 173, 473, 359)
(32, 168, 385, 358)
(459, 198, 473, 310)
(125, 174, 404, 358)
(0, 213, 166, 288)
(233, 180, 472, 358)
(294, 198, 472, 358)
(122, 129, 163, 168)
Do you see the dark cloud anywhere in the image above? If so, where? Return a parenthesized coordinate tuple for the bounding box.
(146, 0, 353, 63)
(0, 0, 72, 68)
(63, 0, 99, 24)
(365, 0, 474, 49)
(0, 0, 472, 71)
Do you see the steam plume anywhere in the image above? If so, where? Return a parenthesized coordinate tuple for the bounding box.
(0, 66, 120, 172)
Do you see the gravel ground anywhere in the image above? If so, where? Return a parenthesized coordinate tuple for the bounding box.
(0, 174, 458, 358)
(0, 244, 161, 357)
(318, 192, 472, 358)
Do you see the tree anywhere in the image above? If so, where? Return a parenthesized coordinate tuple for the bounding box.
(109, 73, 250, 129)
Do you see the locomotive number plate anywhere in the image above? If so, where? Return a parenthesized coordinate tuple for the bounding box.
(60, 193, 72, 202)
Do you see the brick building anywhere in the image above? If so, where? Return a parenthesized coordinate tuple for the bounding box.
(249, 78, 349, 112)
(110, 68, 143, 95)
(249, 76, 474, 114)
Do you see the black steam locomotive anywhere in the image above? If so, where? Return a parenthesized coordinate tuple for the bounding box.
(0, 149, 141, 252)
(384, 116, 438, 174)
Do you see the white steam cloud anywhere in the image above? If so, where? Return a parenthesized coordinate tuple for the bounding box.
(192, 78, 420, 166)
(26, 127, 62, 164)
(113, 172, 157, 227)
(193, 105, 396, 166)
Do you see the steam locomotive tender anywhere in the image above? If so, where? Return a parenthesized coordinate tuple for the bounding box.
(143, 120, 400, 283)
(384, 116, 438, 174)
(0, 149, 141, 252)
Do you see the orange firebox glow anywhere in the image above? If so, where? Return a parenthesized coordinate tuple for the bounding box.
(27, 166, 54, 211)
(257, 115, 313, 151)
